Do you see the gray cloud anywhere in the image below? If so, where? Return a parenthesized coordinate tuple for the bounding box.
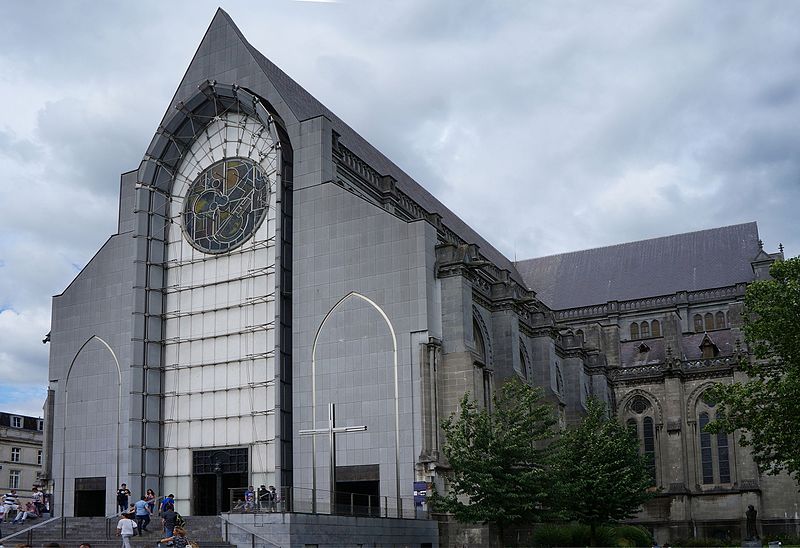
(1, 0, 798, 415)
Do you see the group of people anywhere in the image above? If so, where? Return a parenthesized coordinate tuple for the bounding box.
(115, 484, 189, 548)
(0, 487, 47, 524)
(241, 485, 278, 513)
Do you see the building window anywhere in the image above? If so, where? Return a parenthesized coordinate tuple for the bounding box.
(651, 320, 661, 337)
(9, 470, 20, 489)
(473, 317, 487, 364)
(704, 313, 714, 331)
(630, 323, 639, 339)
(37, 420, 44, 431)
(518, 349, 528, 380)
(555, 364, 564, 395)
(697, 393, 731, 485)
(694, 314, 703, 332)
(640, 321, 650, 338)
(10, 447, 20, 463)
(624, 395, 658, 486)
(37, 450, 43, 466)
(575, 329, 584, 344)
(11, 416, 22, 428)
(715, 311, 725, 329)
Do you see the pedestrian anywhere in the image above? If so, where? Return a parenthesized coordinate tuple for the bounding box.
(243, 486, 255, 513)
(116, 484, 131, 514)
(161, 494, 175, 515)
(257, 485, 267, 512)
(161, 503, 178, 539)
(79, 543, 92, 548)
(268, 486, 277, 512)
(133, 494, 151, 535)
(145, 489, 156, 514)
(159, 526, 189, 548)
(116, 513, 137, 548)
(31, 487, 44, 517)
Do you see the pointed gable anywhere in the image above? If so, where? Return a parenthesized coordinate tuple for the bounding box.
(158, 9, 524, 284)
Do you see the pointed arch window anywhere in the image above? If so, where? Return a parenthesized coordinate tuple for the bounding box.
(623, 395, 658, 486)
(640, 321, 650, 338)
(473, 317, 487, 364)
(715, 311, 725, 329)
(697, 393, 731, 485)
(704, 313, 714, 331)
(651, 320, 661, 338)
(694, 314, 703, 332)
(630, 323, 639, 339)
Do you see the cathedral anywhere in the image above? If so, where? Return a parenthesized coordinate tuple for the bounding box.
(42, 9, 798, 545)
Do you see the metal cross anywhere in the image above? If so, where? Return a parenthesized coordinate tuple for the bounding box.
(299, 402, 367, 512)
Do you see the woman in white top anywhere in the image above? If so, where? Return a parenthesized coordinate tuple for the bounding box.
(116, 513, 138, 548)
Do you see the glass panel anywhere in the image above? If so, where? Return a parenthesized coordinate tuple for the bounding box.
(699, 413, 713, 484)
(641, 322, 650, 337)
(630, 323, 639, 339)
(694, 315, 703, 332)
(715, 311, 725, 329)
(627, 418, 638, 437)
(651, 320, 661, 337)
(717, 432, 731, 483)
(643, 417, 656, 484)
(704, 313, 714, 331)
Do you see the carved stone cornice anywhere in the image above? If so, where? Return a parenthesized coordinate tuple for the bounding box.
(554, 284, 747, 322)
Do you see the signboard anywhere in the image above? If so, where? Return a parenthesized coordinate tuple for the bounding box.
(413, 481, 428, 506)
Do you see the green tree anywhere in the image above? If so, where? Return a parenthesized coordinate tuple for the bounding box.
(432, 377, 557, 543)
(549, 398, 655, 546)
(707, 257, 800, 479)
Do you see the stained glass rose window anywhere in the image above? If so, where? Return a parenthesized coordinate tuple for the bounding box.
(183, 158, 270, 253)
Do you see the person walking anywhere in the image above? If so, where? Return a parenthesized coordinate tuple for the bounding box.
(145, 489, 156, 514)
(268, 486, 277, 512)
(116, 484, 131, 514)
(133, 494, 151, 535)
(161, 503, 178, 539)
(116, 513, 137, 548)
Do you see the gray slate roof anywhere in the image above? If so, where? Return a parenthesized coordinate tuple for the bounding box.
(191, 10, 524, 285)
(515, 223, 761, 310)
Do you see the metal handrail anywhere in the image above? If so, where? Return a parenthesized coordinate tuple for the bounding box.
(220, 513, 281, 548)
(225, 486, 425, 520)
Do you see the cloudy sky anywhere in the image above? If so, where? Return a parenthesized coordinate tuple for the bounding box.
(1, 0, 798, 417)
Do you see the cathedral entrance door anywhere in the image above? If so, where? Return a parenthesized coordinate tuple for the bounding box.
(334, 465, 379, 516)
(192, 448, 248, 515)
(73, 476, 105, 517)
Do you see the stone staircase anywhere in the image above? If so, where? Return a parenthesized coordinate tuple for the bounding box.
(1, 516, 235, 548)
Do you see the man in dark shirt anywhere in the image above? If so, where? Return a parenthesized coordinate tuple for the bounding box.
(116, 484, 131, 514)
(161, 504, 178, 539)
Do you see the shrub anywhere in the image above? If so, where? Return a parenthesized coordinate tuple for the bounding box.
(533, 523, 650, 547)
(614, 525, 653, 547)
(671, 537, 737, 547)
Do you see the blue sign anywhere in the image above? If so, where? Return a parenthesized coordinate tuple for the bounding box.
(413, 481, 428, 506)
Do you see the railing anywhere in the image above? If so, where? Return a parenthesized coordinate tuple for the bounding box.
(227, 486, 426, 520)
(220, 514, 282, 548)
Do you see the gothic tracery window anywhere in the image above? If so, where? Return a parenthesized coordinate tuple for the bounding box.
(640, 321, 650, 338)
(697, 392, 731, 485)
(630, 323, 639, 339)
(704, 313, 714, 331)
(625, 395, 657, 485)
(694, 314, 703, 332)
(715, 311, 725, 329)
